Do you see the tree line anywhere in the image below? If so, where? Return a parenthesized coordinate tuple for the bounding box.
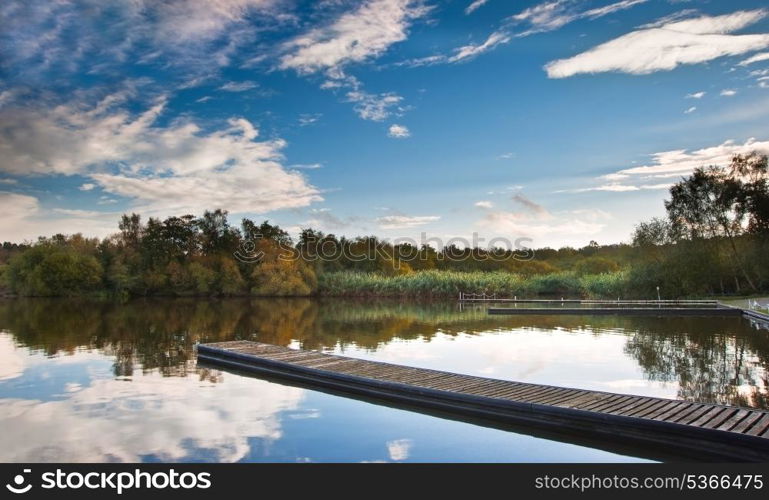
(0, 152, 766, 298)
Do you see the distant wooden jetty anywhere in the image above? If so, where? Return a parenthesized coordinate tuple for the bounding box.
(458, 293, 719, 306)
(197, 341, 769, 461)
(488, 307, 742, 316)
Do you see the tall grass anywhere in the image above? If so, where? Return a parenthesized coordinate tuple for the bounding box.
(318, 270, 633, 299)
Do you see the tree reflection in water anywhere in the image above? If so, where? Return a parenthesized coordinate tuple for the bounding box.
(0, 298, 766, 408)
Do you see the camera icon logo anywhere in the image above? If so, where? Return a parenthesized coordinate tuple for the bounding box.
(6, 469, 32, 494)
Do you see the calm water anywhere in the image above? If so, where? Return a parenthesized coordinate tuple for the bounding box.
(1, 298, 767, 463)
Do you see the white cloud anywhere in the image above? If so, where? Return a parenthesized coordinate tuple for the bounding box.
(79, 183, 96, 191)
(387, 124, 410, 138)
(289, 163, 323, 169)
(407, 0, 648, 66)
(448, 30, 511, 63)
(474, 200, 493, 208)
(0, 335, 26, 381)
(0, 355, 305, 462)
(562, 182, 673, 193)
(478, 210, 605, 239)
(684, 106, 697, 114)
(219, 81, 259, 92)
(720, 88, 738, 96)
(582, 0, 648, 19)
(0, 94, 322, 217)
(738, 51, 769, 65)
(477, 193, 609, 240)
(52, 208, 113, 217)
(465, 0, 489, 15)
(377, 215, 439, 229)
(298, 113, 322, 126)
(386, 439, 413, 461)
(279, 0, 430, 74)
(348, 91, 404, 121)
(0, 178, 18, 184)
(545, 9, 769, 78)
(513, 0, 649, 37)
(0, 0, 287, 76)
(686, 91, 706, 99)
(616, 137, 769, 178)
(0, 192, 39, 238)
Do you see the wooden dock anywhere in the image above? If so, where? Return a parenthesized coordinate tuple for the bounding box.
(197, 341, 769, 461)
(487, 307, 742, 316)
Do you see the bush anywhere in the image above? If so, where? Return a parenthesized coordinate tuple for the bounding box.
(8, 245, 103, 296)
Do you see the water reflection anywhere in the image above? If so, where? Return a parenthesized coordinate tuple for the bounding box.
(0, 298, 766, 409)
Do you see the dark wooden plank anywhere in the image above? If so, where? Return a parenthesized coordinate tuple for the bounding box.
(744, 413, 769, 436)
(672, 405, 711, 424)
(714, 409, 752, 431)
(535, 390, 586, 406)
(483, 383, 547, 400)
(468, 382, 529, 399)
(728, 411, 764, 434)
(463, 381, 522, 398)
(514, 386, 570, 403)
(689, 407, 730, 427)
(644, 400, 687, 420)
(580, 394, 627, 411)
(701, 408, 740, 430)
(589, 396, 640, 413)
(555, 392, 610, 410)
(617, 398, 668, 417)
(652, 402, 697, 422)
(485, 384, 545, 400)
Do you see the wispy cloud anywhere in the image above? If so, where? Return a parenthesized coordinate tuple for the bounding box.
(348, 90, 405, 121)
(448, 30, 511, 63)
(560, 136, 769, 195)
(305, 208, 359, 230)
(513, 0, 648, 37)
(545, 9, 769, 78)
(511, 193, 547, 215)
(279, 0, 430, 74)
(616, 137, 769, 178)
(738, 51, 769, 65)
(377, 214, 439, 229)
(684, 106, 697, 114)
(475, 200, 493, 208)
(219, 81, 259, 92)
(0, 0, 290, 78)
(79, 183, 96, 191)
(465, 0, 490, 15)
(388, 124, 411, 138)
(720, 89, 737, 96)
(298, 113, 322, 126)
(561, 182, 673, 193)
(686, 91, 706, 99)
(400, 0, 648, 66)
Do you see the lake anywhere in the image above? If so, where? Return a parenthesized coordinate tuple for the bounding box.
(1, 298, 767, 462)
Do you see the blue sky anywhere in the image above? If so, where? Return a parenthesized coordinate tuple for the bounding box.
(1, 0, 769, 248)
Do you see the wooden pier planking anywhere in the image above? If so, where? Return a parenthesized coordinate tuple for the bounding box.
(197, 341, 769, 461)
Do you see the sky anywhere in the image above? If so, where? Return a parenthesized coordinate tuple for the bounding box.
(1, 0, 769, 249)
